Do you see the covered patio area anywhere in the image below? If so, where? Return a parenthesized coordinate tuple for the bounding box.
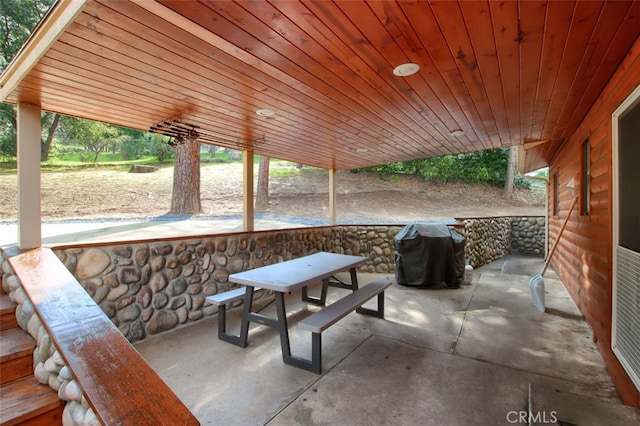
(1, 1, 639, 422)
(136, 254, 639, 425)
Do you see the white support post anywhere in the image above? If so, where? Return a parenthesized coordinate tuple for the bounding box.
(16, 102, 42, 249)
(329, 169, 337, 225)
(243, 150, 254, 232)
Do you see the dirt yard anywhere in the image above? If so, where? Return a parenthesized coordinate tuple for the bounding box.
(0, 162, 545, 223)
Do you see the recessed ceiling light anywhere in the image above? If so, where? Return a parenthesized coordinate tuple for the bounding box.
(393, 63, 420, 77)
(356, 148, 368, 153)
(256, 109, 276, 117)
(450, 129, 465, 137)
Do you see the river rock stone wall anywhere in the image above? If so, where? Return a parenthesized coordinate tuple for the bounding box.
(458, 217, 513, 267)
(0, 217, 545, 425)
(3, 219, 546, 345)
(456, 216, 545, 266)
(511, 217, 546, 255)
(49, 226, 404, 342)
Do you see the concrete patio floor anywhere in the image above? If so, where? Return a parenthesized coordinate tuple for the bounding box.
(135, 254, 640, 426)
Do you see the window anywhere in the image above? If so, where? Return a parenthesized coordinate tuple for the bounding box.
(553, 170, 559, 216)
(581, 139, 590, 215)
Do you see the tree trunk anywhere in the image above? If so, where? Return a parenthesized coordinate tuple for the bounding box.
(503, 145, 517, 199)
(40, 113, 60, 161)
(255, 155, 270, 210)
(170, 141, 202, 214)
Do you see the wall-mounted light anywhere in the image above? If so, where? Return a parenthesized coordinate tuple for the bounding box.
(393, 63, 420, 77)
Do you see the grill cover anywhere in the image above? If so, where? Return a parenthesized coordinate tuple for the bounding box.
(394, 223, 465, 288)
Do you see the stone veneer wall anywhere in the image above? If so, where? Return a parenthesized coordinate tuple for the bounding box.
(2, 218, 546, 343)
(511, 216, 546, 255)
(52, 226, 404, 341)
(457, 217, 546, 265)
(457, 217, 511, 266)
(0, 216, 545, 425)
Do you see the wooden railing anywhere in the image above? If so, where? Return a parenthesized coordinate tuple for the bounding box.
(7, 247, 199, 425)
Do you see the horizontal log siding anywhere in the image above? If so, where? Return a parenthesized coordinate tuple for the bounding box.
(548, 36, 640, 407)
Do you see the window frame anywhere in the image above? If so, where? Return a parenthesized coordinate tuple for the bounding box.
(581, 138, 591, 216)
(553, 170, 559, 216)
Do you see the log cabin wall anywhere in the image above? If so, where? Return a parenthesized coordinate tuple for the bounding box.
(547, 36, 640, 408)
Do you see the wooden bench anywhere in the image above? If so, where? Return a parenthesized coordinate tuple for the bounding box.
(206, 287, 261, 344)
(298, 278, 392, 374)
(7, 247, 198, 425)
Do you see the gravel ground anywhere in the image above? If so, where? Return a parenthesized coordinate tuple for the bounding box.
(0, 162, 545, 224)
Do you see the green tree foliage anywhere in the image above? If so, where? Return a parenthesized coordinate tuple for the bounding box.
(120, 139, 146, 160)
(0, 0, 53, 69)
(112, 126, 143, 158)
(112, 127, 144, 159)
(418, 148, 509, 185)
(0, 123, 14, 159)
(0, 0, 55, 158)
(58, 117, 127, 163)
(148, 133, 174, 162)
(364, 148, 530, 188)
(41, 111, 60, 158)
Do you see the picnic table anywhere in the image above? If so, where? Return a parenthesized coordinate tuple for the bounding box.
(208, 252, 390, 373)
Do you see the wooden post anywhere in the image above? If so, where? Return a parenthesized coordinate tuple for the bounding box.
(17, 102, 42, 249)
(243, 150, 254, 232)
(329, 169, 337, 225)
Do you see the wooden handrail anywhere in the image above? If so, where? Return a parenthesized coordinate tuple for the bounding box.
(7, 247, 199, 425)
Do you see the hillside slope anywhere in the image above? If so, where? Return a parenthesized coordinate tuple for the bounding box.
(0, 163, 545, 222)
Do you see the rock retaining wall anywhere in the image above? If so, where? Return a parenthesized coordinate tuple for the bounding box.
(0, 216, 545, 425)
(458, 217, 545, 265)
(2, 218, 546, 343)
(50, 226, 407, 342)
(511, 217, 546, 255)
(457, 217, 513, 266)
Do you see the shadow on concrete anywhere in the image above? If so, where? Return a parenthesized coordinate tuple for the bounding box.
(135, 254, 640, 426)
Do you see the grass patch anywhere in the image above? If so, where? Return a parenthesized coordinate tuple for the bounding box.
(270, 164, 305, 178)
(379, 173, 401, 182)
(267, 161, 324, 179)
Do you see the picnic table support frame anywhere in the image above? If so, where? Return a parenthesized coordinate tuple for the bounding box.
(301, 270, 360, 306)
(216, 286, 255, 347)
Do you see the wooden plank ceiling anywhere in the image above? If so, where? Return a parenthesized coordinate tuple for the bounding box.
(2, 0, 639, 171)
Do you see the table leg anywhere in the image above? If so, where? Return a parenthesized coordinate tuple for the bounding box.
(301, 277, 329, 305)
(301, 267, 360, 305)
(324, 267, 360, 291)
(350, 267, 359, 290)
(275, 292, 318, 373)
(237, 286, 253, 346)
(217, 286, 253, 348)
(274, 292, 292, 360)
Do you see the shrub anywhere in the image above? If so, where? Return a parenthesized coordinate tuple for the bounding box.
(149, 138, 174, 162)
(0, 134, 16, 159)
(120, 139, 148, 160)
(356, 148, 530, 188)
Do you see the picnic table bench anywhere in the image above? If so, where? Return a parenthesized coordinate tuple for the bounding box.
(206, 287, 261, 344)
(298, 278, 391, 373)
